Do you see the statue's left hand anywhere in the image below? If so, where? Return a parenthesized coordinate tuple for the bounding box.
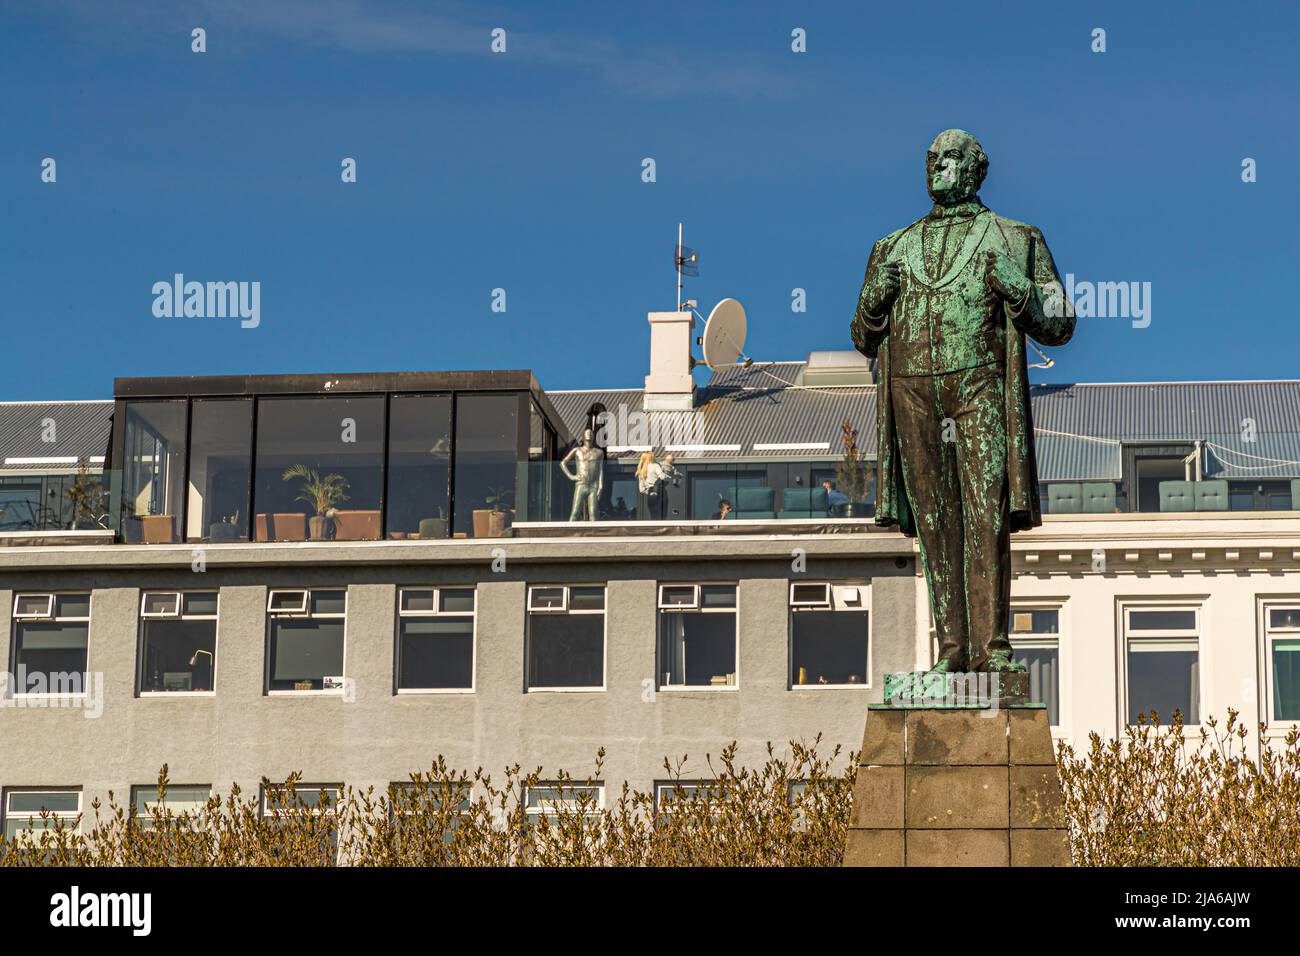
(983, 249, 1032, 304)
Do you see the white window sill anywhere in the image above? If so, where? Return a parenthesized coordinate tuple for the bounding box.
(267, 690, 345, 697)
(396, 688, 474, 695)
(658, 685, 739, 692)
(139, 691, 216, 698)
(526, 686, 606, 694)
(789, 683, 872, 691)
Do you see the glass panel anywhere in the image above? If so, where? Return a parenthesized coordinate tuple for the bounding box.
(528, 614, 603, 688)
(386, 395, 451, 540)
(310, 590, 347, 616)
(13, 622, 89, 690)
(700, 585, 737, 609)
(452, 394, 519, 539)
(7, 791, 80, 814)
(267, 590, 307, 612)
(1269, 608, 1300, 630)
(141, 592, 180, 616)
(568, 586, 605, 611)
(139, 619, 217, 692)
(55, 593, 91, 618)
(1013, 646, 1060, 725)
(133, 785, 210, 815)
(397, 618, 474, 690)
(660, 585, 696, 607)
(269, 619, 345, 690)
(0, 478, 46, 532)
(1128, 646, 1198, 724)
(530, 587, 566, 610)
(658, 611, 737, 686)
(121, 401, 188, 544)
(400, 589, 437, 613)
(1009, 609, 1059, 634)
(1273, 640, 1300, 721)
(254, 396, 385, 542)
(183, 592, 219, 616)
(14, 594, 52, 617)
(186, 399, 252, 542)
(1128, 609, 1196, 631)
(265, 786, 341, 811)
(689, 471, 764, 520)
(526, 785, 600, 811)
(439, 589, 475, 613)
(790, 610, 869, 685)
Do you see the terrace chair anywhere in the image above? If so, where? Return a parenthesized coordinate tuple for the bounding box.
(1194, 479, 1229, 511)
(1158, 480, 1195, 512)
(780, 487, 830, 518)
(733, 487, 775, 520)
(1047, 483, 1082, 514)
(1081, 482, 1117, 514)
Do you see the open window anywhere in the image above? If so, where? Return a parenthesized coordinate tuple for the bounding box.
(12, 593, 54, 620)
(789, 583, 869, 688)
(267, 589, 310, 615)
(140, 591, 182, 618)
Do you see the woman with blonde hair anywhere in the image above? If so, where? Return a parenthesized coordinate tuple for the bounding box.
(636, 450, 667, 519)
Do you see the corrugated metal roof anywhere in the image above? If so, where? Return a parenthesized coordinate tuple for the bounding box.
(548, 363, 874, 460)
(0, 401, 112, 472)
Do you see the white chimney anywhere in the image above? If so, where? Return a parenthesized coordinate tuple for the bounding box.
(643, 310, 695, 411)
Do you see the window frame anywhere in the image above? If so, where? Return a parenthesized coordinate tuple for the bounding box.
(395, 587, 477, 694)
(788, 582, 872, 690)
(12, 593, 55, 620)
(1261, 600, 1300, 728)
(1008, 600, 1066, 732)
(1119, 599, 1202, 728)
(129, 784, 213, 830)
(2, 788, 82, 840)
(259, 783, 344, 864)
(9, 592, 92, 700)
(525, 585, 607, 692)
(523, 782, 605, 819)
(137, 590, 220, 697)
(656, 581, 740, 692)
(265, 588, 349, 696)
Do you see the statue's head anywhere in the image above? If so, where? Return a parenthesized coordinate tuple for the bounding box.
(926, 128, 988, 206)
(582, 427, 594, 445)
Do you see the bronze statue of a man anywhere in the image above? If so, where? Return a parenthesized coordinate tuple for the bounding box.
(851, 129, 1075, 674)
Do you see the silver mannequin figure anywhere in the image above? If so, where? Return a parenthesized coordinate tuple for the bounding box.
(561, 428, 604, 521)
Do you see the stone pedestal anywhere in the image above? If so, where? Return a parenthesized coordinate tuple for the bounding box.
(843, 705, 1071, 866)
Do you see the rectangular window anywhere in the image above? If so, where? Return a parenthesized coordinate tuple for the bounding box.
(261, 784, 341, 864)
(1009, 606, 1061, 726)
(657, 583, 738, 689)
(386, 394, 452, 539)
(121, 400, 188, 543)
(1267, 606, 1300, 723)
(524, 783, 604, 820)
(397, 587, 475, 691)
(452, 393, 519, 538)
(526, 585, 605, 690)
(130, 784, 211, 830)
(139, 591, 218, 694)
(10, 593, 91, 696)
(186, 398, 253, 542)
(2, 789, 81, 840)
(254, 396, 386, 542)
(789, 583, 869, 688)
(654, 781, 720, 816)
(1124, 604, 1200, 726)
(267, 589, 346, 692)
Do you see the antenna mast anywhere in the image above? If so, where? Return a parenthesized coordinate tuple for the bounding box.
(677, 223, 683, 312)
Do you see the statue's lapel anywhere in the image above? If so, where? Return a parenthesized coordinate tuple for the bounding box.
(901, 212, 993, 291)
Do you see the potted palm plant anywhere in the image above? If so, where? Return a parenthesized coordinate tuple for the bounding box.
(282, 465, 350, 540)
(835, 419, 875, 517)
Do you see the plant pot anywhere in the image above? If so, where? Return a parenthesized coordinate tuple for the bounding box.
(417, 518, 447, 540)
(309, 515, 331, 539)
(471, 508, 494, 538)
(487, 511, 507, 537)
(841, 501, 874, 518)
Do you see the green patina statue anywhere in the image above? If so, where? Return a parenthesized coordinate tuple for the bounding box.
(852, 129, 1075, 675)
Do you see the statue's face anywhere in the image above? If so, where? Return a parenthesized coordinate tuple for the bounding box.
(926, 129, 986, 205)
(582, 428, 594, 446)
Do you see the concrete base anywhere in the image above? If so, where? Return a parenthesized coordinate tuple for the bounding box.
(843, 706, 1071, 867)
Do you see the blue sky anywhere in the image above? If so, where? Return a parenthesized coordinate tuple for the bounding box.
(1, 0, 1296, 400)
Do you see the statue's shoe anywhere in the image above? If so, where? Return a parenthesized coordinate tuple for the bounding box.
(926, 657, 967, 675)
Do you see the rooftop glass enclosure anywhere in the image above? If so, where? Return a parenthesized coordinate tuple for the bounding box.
(107, 372, 564, 543)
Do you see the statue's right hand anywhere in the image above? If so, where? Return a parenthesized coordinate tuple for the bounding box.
(876, 260, 902, 299)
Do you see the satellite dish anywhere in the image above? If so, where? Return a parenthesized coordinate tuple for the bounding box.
(701, 298, 748, 370)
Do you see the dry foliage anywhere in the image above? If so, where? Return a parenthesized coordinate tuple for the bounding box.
(1056, 709, 1300, 866)
(4, 715, 1297, 867)
(0, 740, 851, 867)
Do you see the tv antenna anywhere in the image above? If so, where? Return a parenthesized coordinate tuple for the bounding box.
(673, 222, 699, 313)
